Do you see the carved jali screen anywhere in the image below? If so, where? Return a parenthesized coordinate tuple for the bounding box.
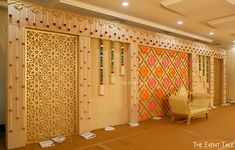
(26, 29, 78, 143)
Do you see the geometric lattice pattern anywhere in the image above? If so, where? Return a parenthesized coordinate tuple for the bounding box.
(26, 29, 78, 143)
(138, 46, 189, 121)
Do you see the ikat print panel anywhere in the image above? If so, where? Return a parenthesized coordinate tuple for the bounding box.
(138, 46, 189, 121)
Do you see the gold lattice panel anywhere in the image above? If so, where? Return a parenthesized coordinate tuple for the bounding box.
(26, 29, 78, 143)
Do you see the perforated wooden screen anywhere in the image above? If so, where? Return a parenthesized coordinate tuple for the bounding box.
(25, 29, 78, 143)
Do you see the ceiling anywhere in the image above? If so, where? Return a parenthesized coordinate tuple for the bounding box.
(25, 0, 235, 50)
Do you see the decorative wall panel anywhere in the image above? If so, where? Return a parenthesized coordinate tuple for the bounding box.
(226, 50, 235, 101)
(138, 46, 189, 121)
(89, 39, 129, 130)
(26, 29, 78, 143)
(8, 25, 26, 148)
(222, 59, 226, 104)
(8, 0, 226, 58)
(193, 55, 210, 93)
(210, 57, 215, 106)
(78, 36, 91, 134)
(7, 0, 227, 148)
(129, 43, 139, 122)
(184, 54, 213, 104)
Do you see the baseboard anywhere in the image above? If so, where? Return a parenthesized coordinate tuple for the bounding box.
(0, 124, 5, 132)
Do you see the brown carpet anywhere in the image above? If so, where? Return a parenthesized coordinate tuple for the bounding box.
(1, 105, 235, 150)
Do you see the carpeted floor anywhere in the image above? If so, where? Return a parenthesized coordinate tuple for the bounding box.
(1, 105, 235, 150)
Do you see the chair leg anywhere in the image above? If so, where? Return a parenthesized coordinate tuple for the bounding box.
(206, 113, 208, 119)
(187, 116, 191, 125)
(171, 115, 175, 122)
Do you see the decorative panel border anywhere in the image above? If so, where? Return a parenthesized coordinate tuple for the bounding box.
(8, 0, 226, 58)
(210, 57, 215, 106)
(78, 36, 91, 134)
(129, 43, 139, 122)
(222, 59, 226, 104)
(7, 24, 26, 148)
(191, 53, 197, 91)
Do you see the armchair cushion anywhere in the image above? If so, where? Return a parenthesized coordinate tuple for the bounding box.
(190, 106, 208, 115)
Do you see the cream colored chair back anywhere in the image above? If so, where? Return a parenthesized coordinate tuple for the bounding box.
(178, 85, 188, 98)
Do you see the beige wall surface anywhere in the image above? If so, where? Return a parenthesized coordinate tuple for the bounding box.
(214, 58, 222, 105)
(0, 7, 7, 125)
(90, 38, 129, 130)
(226, 50, 235, 101)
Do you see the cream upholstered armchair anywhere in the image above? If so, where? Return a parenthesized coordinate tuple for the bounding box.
(168, 87, 210, 125)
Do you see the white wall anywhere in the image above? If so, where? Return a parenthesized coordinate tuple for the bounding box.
(0, 7, 7, 125)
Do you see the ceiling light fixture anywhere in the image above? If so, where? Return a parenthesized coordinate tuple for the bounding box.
(233, 40, 235, 43)
(177, 20, 183, 25)
(209, 32, 214, 35)
(122, 1, 129, 7)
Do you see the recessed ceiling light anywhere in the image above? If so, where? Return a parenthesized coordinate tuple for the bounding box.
(122, 1, 129, 7)
(233, 40, 235, 43)
(177, 20, 183, 25)
(209, 32, 214, 35)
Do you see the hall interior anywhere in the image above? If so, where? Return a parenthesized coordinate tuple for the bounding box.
(0, 0, 235, 150)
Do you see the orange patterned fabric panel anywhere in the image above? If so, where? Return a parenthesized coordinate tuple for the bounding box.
(138, 46, 189, 121)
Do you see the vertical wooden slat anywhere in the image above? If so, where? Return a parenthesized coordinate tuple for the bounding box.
(78, 36, 91, 134)
(129, 43, 138, 122)
(21, 27, 26, 130)
(210, 57, 215, 106)
(15, 26, 19, 120)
